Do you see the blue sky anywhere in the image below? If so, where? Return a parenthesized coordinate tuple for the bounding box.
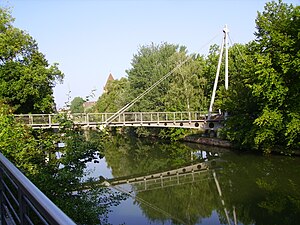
(2, 0, 298, 109)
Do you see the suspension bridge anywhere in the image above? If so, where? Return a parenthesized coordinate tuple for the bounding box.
(14, 25, 231, 132)
(14, 111, 223, 130)
(1, 25, 236, 225)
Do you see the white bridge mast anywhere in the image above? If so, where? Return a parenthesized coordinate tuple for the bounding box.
(208, 25, 229, 116)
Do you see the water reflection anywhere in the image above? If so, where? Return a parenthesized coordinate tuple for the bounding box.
(95, 135, 300, 225)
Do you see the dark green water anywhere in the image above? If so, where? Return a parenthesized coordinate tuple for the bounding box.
(87, 136, 300, 225)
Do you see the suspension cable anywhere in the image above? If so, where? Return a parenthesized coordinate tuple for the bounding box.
(228, 34, 247, 64)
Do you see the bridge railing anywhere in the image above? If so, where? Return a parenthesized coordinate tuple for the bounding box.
(116, 111, 207, 123)
(15, 114, 60, 127)
(14, 111, 209, 127)
(69, 111, 207, 124)
(0, 152, 75, 225)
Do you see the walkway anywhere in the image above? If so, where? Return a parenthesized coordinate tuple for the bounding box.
(15, 111, 223, 130)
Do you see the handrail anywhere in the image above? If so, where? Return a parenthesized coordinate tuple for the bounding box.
(14, 111, 223, 130)
(14, 111, 210, 116)
(0, 152, 76, 225)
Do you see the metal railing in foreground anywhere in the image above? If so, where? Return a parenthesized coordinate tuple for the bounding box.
(0, 152, 76, 225)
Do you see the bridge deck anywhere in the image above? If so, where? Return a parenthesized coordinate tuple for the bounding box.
(14, 111, 223, 130)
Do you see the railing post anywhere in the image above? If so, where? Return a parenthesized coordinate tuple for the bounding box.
(0, 164, 3, 224)
(18, 187, 26, 224)
(49, 114, 52, 128)
(87, 113, 89, 127)
(140, 113, 143, 124)
(123, 113, 125, 125)
(173, 112, 175, 123)
(30, 115, 33, 125)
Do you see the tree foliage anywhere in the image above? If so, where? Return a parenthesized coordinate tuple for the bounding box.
(95, 77, 129, 113)
(120, 42, 209, 112)
(126, 43, 184, 111)
(0, 102, 126, 224)
(70, 96, 85, 113)
(221, 0, 300, 152)
(0, 102, 43, 174)
(0, 7, 63, 113)
(94, 1, 299, 152)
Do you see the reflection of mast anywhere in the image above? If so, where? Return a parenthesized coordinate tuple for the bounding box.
(213, 171, 237, 225)
(233, 206, 237, 225)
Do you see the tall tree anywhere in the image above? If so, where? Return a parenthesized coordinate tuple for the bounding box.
(0, 7, 63, 113)
(221, 1, 300, 152)
(126, 43, 186, 112)
(95, 77, 129, 113)
(70, 96, 85, 113)
(164, 53, 208, 112)
(251, 0, 300, 151)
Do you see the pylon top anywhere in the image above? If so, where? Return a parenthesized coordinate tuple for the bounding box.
(223, 24, 229, 34)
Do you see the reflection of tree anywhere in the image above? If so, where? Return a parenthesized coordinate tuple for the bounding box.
(217, 154, 300, 225)
(104, 134, 223, 224)
(36, 129, 127, 225)
(135, 175, 220, 225)
(104, 135, 193, 178)
(103, 134, 300, 225)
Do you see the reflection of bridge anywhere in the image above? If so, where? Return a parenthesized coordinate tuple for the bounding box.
(15, 111, 223, 130)
(110, 162, 215, 193)
(98, 157, 237, 225)
(83, 159, 220, 193)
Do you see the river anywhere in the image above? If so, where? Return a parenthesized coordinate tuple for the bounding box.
(84, 135, 300, 225)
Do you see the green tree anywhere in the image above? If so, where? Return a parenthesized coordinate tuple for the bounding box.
(164, 53, 208, 112)
(95, 77, 129, 113)
(0, 7, 63, 114)
(0, 102, 44, 174)
(126, 43, 187, 111)
(251, 0, 300, 151)
(0, 103, 126, 224)
(70, 96, 85, 113)
(221, 1, 300, 152)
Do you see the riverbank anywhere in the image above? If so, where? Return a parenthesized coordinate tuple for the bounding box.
(182, 134, 232, 148)
(182, 134, 300, 156)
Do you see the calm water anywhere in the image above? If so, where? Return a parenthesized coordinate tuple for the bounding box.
(86, 136, 300, 225)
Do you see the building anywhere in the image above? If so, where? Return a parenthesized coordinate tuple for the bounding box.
(83, 101, 96, 112)
(103, 73, 114, 93)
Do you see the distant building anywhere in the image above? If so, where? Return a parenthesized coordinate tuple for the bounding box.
(103, 73, 114, 93)
(83, 101, 96, 112)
